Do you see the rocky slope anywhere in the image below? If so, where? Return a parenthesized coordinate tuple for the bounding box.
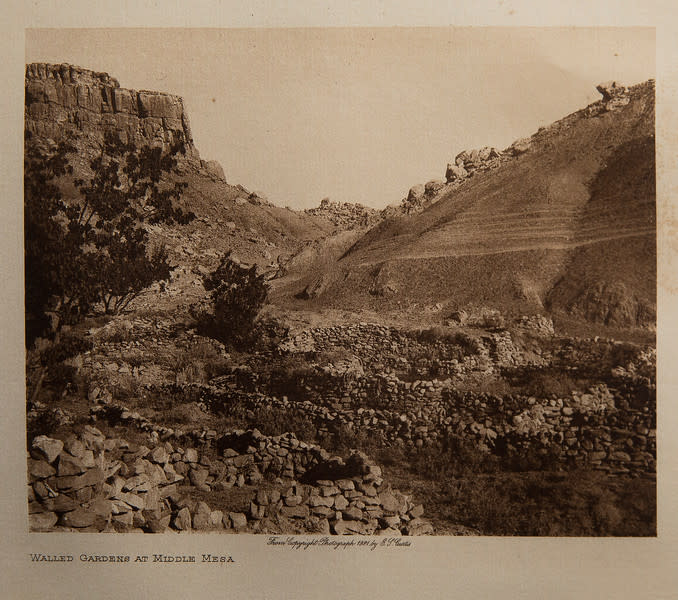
(276, 81, 656, 332)
(25, 63, 335, 277)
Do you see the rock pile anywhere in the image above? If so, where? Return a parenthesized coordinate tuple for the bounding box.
(305, 198, 380, 229)
(446, 147, 502, 183)
(514, 315, 555, 336)
(28, 426, 433, 535)
(397, 179, 449, 215)
(596, 81, 631, 111)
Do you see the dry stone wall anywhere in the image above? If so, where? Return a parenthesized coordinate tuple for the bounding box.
(82, 320, 655, 478)
(194, 381, 655, 476)
(210, 325, 655, 476)
(29, 425, 432, 535)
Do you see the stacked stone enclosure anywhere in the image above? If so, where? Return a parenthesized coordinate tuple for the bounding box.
(84, 321, 655, 480)
(29, 426, 431, 535)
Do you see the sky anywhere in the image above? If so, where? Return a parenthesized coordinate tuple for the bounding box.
(26, 28, 655, 209)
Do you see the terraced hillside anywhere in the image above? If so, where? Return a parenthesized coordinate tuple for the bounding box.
(275, 81, 656, 331)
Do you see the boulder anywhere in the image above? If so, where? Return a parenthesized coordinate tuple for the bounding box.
(43, 494, 78, 513)
(424, 179, 446, 196)
(341, 506, 364, 521)
(445, 162, 468, 183)
(407, 184, 425, 202)
(183, 448, 199, 463)
(334, 495, 349, 511)
(29, 511, 58, 531)
(455, 150, 471, 165)
(150, 446, 169, 465)
(57, 452, 86, 476)
(280, 505, 310, 519)
(209, 510, 224, 529)
(31, 436, 64, 464)
(403, 518, 434, 535)
(508, 137, 531, 156)
(192, 502, 212, 530)
(56, 466, 105, 491)
(202, 159, 226, 180)
(174, 507, 192, 531)
(28, 459, 56, 480)
(88, 497, 114, 518)
(188, 467, 209, 488)
(229, 512, 248, 531)
(59, 507, 97, 528)
(64, 437, 86, 458)
(596, 81, 626, 101)
(478, 146, 501, 161)
(333, 519, 368, 535)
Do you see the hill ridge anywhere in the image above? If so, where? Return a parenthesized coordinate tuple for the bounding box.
(276, 79, 656, 332)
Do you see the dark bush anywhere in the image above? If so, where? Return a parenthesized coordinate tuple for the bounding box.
(195, 252, 269, 349)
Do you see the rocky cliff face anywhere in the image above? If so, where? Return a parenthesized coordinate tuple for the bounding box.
(25, 63, 200, 164)
(24, 62, 346, 279)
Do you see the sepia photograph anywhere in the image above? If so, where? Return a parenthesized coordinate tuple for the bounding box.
(23, 27, 658, 538)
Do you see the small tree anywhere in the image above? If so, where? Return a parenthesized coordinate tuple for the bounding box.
(24, 130, 194, 346)
(24, 130, 194, 407)
(73, 133, 193, 315)
(24, 135, 94, 342)
(196, 252, 269, 348)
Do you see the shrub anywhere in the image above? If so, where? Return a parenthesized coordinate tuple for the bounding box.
(240, 406, 318, 443)
(171, 339, 232, 384)
(27, 409, 64, 443)
(266, 355, 316, 398)
(97, 321, 136, 344)
(164, 402, 209, 426)
(195, 252, 269, 349)
(410, 436, 500, 479)
(323, 424, 382, 455)
(412, 327, 483, 355)
(502, 366, 591, 398)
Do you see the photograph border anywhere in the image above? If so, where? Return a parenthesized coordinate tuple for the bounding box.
(2, 2, 677, 599)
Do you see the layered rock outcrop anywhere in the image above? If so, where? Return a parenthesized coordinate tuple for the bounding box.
(25, 63, 200, 164)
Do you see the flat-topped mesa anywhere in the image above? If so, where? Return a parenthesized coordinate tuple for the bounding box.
(25, 62, 200, 163)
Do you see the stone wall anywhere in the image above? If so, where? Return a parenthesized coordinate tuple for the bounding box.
(208, 325, 654, 476)
(29, 426, 432, 535)
(81, 320, 655, 478)
(193, 382, 655, 475)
